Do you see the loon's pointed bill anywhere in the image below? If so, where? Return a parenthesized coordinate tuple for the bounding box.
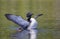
(5, 14, 29, 29)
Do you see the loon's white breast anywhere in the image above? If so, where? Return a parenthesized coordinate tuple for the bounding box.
(28, 18, 38, 30)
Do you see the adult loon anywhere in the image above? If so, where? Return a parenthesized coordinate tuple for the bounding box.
(5, 12, 43, 39)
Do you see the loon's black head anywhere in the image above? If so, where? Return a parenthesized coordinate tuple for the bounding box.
(26, 12, 33, 22)
(26, 12, 33, 18)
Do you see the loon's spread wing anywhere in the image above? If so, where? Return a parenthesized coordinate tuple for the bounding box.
(5, 14, 29, 29)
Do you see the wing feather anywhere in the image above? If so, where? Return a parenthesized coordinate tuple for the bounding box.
(5, 14, 29, 29)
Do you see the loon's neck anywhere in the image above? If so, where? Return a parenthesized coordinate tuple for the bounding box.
(27, 17, 31, 23)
